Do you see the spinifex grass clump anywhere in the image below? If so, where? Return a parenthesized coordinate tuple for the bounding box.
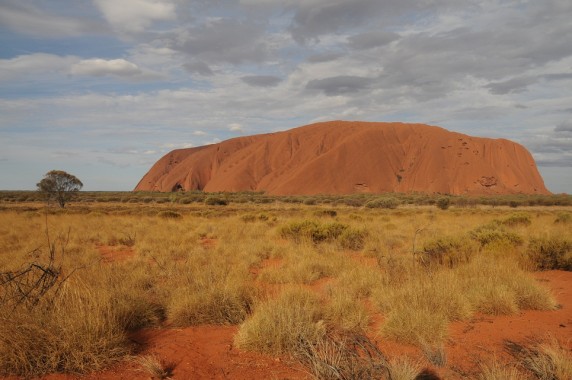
(0, 279, 132, 376)
(235, 287, 326, 355)
(375, 256, 557, 350)
(420, 235, 478, 268)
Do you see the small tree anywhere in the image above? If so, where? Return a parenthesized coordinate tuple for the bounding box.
(37, 170, 83, 208)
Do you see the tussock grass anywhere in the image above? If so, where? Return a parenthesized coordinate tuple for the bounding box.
(234, 287, 326, 355)
(324, 288, 370, 333)
(297, 333, 390, 380)
(375, 256, 557, 346)
(477, 359, 523, 380)
(506, 338, 572, 380)
(386, 357, 423, 380)
(134, 354, 175, 379)
(420, 235, 478, 268)
(0, 281, 131, 376)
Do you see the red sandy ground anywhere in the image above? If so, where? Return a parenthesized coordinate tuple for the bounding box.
(10, 254, 572, 379)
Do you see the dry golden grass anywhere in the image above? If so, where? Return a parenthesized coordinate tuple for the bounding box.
(0, 202, 570, 377)
(234, 287, 326, 355)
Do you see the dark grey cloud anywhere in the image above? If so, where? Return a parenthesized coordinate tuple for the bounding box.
(306, 75, 373, 96)
(241, 75, 282, 87)
(170, 18, 269, 65)
(555, 121, 572, 133)
(183, 61, 214, 76)
(306, 52, 343, 63)
(527, 129, 572, 168)
(485, 76, 537, 95)
(287, 0, 465, 43)
(347, 30, 399, 50)
(486, 73, 572, 95)
(536, 156, 572, 168)
(289, 0, 381, 43)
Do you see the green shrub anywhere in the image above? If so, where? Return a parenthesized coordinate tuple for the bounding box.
(314, 209, 337, 218)
(157, 210, 182, 219)
(365, 197, 399, 209)
(338, 228, 368, 251)
(527, 237, 572, 270)
(279, 220, 352, 245)
(470, 222, 523, 247)
(436, 197, 451, 210)
(502, 213, 532, 227)
(204, 197, 228, 206)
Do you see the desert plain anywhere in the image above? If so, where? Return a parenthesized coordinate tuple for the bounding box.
(0, 192, 571, 379)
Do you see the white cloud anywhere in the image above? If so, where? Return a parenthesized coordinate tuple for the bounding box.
(0, 53, 78, 81)
(228, 123, 244, 132)
(94, 0, 175, 34)
(71, 58, 142, 77)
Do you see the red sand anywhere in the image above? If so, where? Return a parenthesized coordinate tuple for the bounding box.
(135, 121, 549, 196)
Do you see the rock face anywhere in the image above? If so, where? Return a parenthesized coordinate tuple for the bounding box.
(135, 121, 550, 195)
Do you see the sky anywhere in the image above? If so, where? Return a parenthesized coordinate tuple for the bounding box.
(0, 0, 571, 193)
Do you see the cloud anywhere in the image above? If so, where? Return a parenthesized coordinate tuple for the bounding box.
(183, 61, 214, 76)
(485, 76, 537, 95)
(347, 30, 399, 50)
(306, 75, 373, 96)
(241, 75, 282, 87)
(228, 123, 244, 132)
(0, 53, 77, 81)
(0, 1, 103, 37)
(555, 121, 572, 133)
(71, 58, 142, 77)
(306, 52, 343, 63)
(94, 0, 175, 34)
(170, 18, 269, 65)
(288, 0, 382, 43)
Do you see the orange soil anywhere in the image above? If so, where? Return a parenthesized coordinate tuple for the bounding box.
(135, 121, 549, 196)
(97, 245, 135, 263)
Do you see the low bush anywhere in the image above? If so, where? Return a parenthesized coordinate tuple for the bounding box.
(279, 220, 367, 250)
(314, 209, 337, 218)
(157, 210, 182, 219)
(526, 237, 572, 271)
(365, 197, 400, 209)
(501, 213, 532, 227)
(436, 197, 451, 210)
(470, 222, 523, 247)
(204, 197, 228, 206)
(555, 212, 572, 224)
(279, 220, 348, 243)
(339, 228, 368, 251)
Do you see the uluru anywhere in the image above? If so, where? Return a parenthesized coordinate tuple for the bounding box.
(135, 121, 550, 195)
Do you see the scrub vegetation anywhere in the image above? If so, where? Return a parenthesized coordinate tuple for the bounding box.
(0, 191, 571, 378)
